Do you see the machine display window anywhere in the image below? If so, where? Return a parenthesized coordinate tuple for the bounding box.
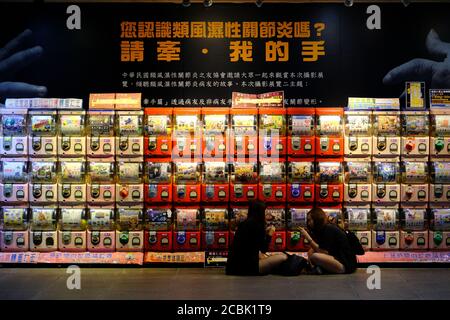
(346, 115, 371, 135)
(0, 161, 28, 183)
(290, 115, 314, 136)
(60, 115, 84, 136)
(288, 162, 314, 183)
(433, 115, 450, 135)
(175, 209, 199, 230)
(174, 163, 201, 184)
(432, 162, 450, 183)
(374, 209, 398, 230)
(230, 208, 248, 229)
(232, 115, 257, 135)
(116, 209, 142, 231)
(60, 161, 85, 182)
(373, 162, 399, 183)
(403, 209, 426, 231)
(1, 115, 27, 136)
(374, 115, 400, 136)
(1, 208, 28, 230)
(204, 208, 228, 230)
(347, 208, 370, 230)
(287, 208, 308, 229)
(118, 115, 142, 136)
(89, 209, 114, 230)
(146, 162, 172, 184)
(204, 115, 227, 134)
(175, 115, 199, 133)
(403, 115, 429, 135)
(431, 210, 450, 230)
(317, 162, 342, 183)
(145, 208, 172, 231)
(260, 115, 285, 135)
(89, 115, 114, 136)
(60, 208, 86, 231)
(323, 209, 342, 225)
(118, 162, 142, 183)
(30, 208, 56, 230)
(346, 162, 371, 183)
(146, 115, 171, 135)
(402, 162, 428, 183)
(232, 163, 258, 183)
(31, 161, 57, 183)
(204, 162, 228, 184)
(265, 208, 285, 230)
(30, 115, 56, 135)
(317, 115, 341, 136)
(260, 162, 285, 183)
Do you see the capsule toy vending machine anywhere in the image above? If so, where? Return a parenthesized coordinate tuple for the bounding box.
(265, 206, 286, 252)
(400, 161, 429, 207)
(173, 208, 201, 251)
(28, 110, 57, 157)
(202, 160, 229, 203)
(172, 108, 202, 159)
(258, 159, 286, 202)
(58, 159, 86, 205)
(86, 110, 115, 158)
(57, 110, 86, 157)
(371, 208, 400, 250)
(229, 206, 247, 246)
(315, 108, 344, 157)
(286, 207, 311, 251)
(401, 111, 430, 158)
(87, 160, 116, 205)
(144, 108, 172, 158)
(58, 207, 87, 252)
(429, 161, 450, 206)
(115, 207, 144, 251)
(145, 159, 172, 204)
(372, 110, 401, 157)
(258, 107, 286, 158)
(429, 208, 450, 250)
(230, 108, 258, 160)
(345, 207, 372, 251)
(0, 158, 29, 204)
(115, 110, 144, 158)
(344, 160, 372, 207)
(287, 159, 315, 203)
(29, 207, 58, 251)
(29, 158, 58, 204)
(322, 207, 345, 229)
(287, 108, 315, 157)
(144, 207, 172, 252)
(202, 208, 229, 251)
(0, 207, 29, 251)
(116, 160, 144, 205)
(344, 110, 372, 157)
(400, 208, 428, 250)
(372, 160, 401, 207)
(315, 159, 344, 204)
(87, 207, 116, 252)
(202, 107, 229, 160)
(430, 108, 450, 156)
(173, 160, 201, 203)
(230, 160, 258, 203)
(0, 108, 28, 157)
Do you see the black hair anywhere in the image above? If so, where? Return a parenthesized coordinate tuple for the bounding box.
(247, 200, 267, 227)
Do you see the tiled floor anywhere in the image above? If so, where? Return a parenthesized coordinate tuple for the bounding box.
(0, 267, 449, 300)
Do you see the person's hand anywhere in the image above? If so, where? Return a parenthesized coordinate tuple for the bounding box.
(297, 226, 312, 242)
(383, 29, 450, 89)
(0, 29, 47, 107)
(266, 225, 276, 236)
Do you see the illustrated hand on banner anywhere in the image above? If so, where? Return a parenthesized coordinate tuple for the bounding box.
(0, 29, 47, 107)
(383, 29, 450, 89)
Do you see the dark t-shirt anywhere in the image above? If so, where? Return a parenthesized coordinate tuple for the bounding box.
(225, 220, 271, 276)
(314, 224, 357, 273)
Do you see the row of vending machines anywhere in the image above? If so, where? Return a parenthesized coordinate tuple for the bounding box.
(0, 206, 449, 252)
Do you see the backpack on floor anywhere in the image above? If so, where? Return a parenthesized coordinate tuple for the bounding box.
(275, 254, 308, 276)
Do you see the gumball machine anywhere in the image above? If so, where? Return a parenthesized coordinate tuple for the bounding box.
(345, 207, 372, 251)
(86, 110, 115, 158)
(315, 159, 344, 204)
(172, 108, 202, 159)
(344, 111, 372, 157)
(400, 208, 429, 250)
(258, 107, 286, 158)
(173, 208, 201, 251)
(58, 160, 86, 205)
(372, 110, 401, 158)
(372, 160, 401, 207)
(202, 107, 229, 160)
(429, 208, 450, 250)
(401, 111, 430, 158)
(202, 160, 229, 203)
(28, 110, 57, 157)
(144, 160, 172, 204)
(265, 207, 286, 252)
(430, 108, 450, 156)
(315, 108, 344, 157)
(286, 207, 311, 252)
(371, 208, 400, 250)
(29, 159, 58, 204)
(57, 110, 86, 157)
(87, 207, 116, 252)
(0, 207, 29, 252)
(230, 108, 258, 160)
(201, 208, 229, 251)
(0, 108, 28, 157)
(115, 207, 144, 252)
(287, 108, 315, 157)
(344, 160, 372, 206)
(400, 161, 429, 207)
(287, 159, 315, 203)
(115, 160, 144, 205)
(29, 207, 58, 252)
(0, 159, 29, 204)
(429, 161, 450, 206)
(258, 159, 286, 202)
(230, 161, 258, 203)
(144, 207, 173, 252)
(58, 207, 87, 252)
(87, 160, 116, 205)
(173, 161, 202, 203)
(115, 110, 144, 157)
(144, 108, 173, 158)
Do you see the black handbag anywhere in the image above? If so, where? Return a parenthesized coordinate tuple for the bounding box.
(344, 230, 365, 256)
(274, 253, 308, 276)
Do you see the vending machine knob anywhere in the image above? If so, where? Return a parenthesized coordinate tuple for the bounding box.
(291, 232, 300, 244)
(377, 138, 386, 151)
(61, 140, 71, 151)
(4, 232, 13, 245)
(32, 138, 42, 151)
(91, 140, 100, 151)
(45, 143, 53, 152)
(433, 231, 443, 246)
(91, 232, 100, 245)
(16, 237, 25, 247)
(417, 237, 425, 246)
(405, 141, 415, 152)
(148, 233, 157, 244)
(348, 187, 358, 198)
(119, 232, 129, 245)
(360, 237, 369, 246)
(33, 232, 43, 246)
(103, 190, 112, 199)
(405, 232, 414, 246)
(304, 143, 312, 152)
(63, 232, 71, 245)
(33, 186, 42, 198)
(120, 187, 129, 198)
(119, 139, 128, 151)
(376, 231, 386, 245)
(435, 139, 445, 152)
(16, 143, 24, 152)
(74, 237, 83, 246)
(103, 237, 112, 246)
(406, 187, 414, 197)
(45, 237, 54, 246)
(91, 187, 100, 199)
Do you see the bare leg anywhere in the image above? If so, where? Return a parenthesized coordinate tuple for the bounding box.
(309, 253, 345, 274)
(259, 253, 288, 275)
